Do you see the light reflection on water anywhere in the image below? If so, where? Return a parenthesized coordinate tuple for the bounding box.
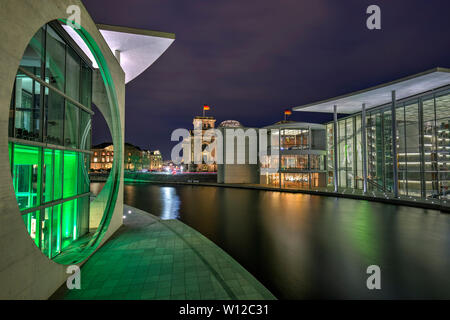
(160, 186, 180, 220)
(93, 182, 450, 299)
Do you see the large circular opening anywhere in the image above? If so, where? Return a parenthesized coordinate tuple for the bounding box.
(8, 19, 122, 264)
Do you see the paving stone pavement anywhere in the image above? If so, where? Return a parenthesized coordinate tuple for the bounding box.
(52, 205, 276, 300)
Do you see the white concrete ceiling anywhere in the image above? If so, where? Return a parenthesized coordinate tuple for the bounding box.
(63, 23, 175, 84)
(293, 68, 450, 114)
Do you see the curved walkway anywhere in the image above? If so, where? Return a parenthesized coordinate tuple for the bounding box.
(51, 205, 275, 300)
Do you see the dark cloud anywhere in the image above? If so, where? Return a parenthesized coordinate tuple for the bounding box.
(83, 0, 450, 158)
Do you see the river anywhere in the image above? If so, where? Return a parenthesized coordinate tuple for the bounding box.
(92, 182, 450, 299)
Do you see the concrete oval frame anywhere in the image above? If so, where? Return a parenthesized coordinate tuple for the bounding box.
(0, 0, 125, 299)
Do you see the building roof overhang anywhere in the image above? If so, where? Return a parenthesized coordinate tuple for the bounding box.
(263, 121, 325, 130)
(63, 23, 175, 84)
(293, 67, 450, 114)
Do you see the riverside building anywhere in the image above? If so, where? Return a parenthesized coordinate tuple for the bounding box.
(293, 67, 450, 210)
(0, 0, 174, 299)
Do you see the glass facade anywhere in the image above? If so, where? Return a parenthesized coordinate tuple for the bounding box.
(326, 86, 450, 207)
(260, 126, 327, 189)
(8, 22, 92, 259)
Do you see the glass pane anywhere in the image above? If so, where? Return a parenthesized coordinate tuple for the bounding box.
(45, 25, 66, 91)
(64, 102, 79, 148)
(326, 123, 334, 186)
(435, 91, 450, 202)
(42, 149, 53, 203)
(404, 101, 420, 196)
(12, 144, 41, 210)
(396, 103, 407, 196)
(346, 118, 354, 188)
(13, 71, 41, 142)
(78, 153, 90, 194)
(80, 110, 91, 150)
(62, 199, 77, 249)
(20, 27, 45, 78)
(65, 46, 80, 101)
(355, 116, 363, 189)
(78, 196, 90, 237)
(383, 110, 393, 192)
(80, 61, 92, 108)
(422, 95, 438, 198)
(22, 210, 40, 247)
(41, 207, 52, 257)
(63, 151, 78, 198)
(44, 90, 64, 145)
(338, 120, 346, 187)
(54, 150, 63, 200)
(51, 204, 62, 258)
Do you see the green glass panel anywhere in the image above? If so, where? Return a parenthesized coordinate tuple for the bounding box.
(22, 210, 40, 247)
(43, 149, 53, 203)
(13, 144, 41, 210)
(62, 199, 77, 249)
(63, 150, 77, 198)
(41, 207, 52, 257)
(78, 196, 90, 237)
(54, 150, 63, 200)
(51, 204, 62, 258)
(78, 153, 90, 194)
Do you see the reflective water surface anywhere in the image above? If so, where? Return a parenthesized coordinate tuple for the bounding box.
(112, 182, 450, 299)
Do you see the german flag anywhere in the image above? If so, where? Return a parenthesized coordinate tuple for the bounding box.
(203, 105, 210, 110)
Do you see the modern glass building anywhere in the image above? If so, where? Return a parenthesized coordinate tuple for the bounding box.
(260, 121, 327, 189)
(8, 22, 93, 259)
(294, 68, 450, 210)
(0, 0, 175, 299)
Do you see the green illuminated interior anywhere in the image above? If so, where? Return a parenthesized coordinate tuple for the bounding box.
(7, 19, 123, 264)
(10, 143, 90, 259)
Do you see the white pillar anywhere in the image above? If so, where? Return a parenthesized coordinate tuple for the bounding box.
(362, 103, 368, 193)
(333, 105, 339, 192)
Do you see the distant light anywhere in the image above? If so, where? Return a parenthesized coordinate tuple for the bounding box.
(123, 215, 126, 219)
(128, 210, 132, 214)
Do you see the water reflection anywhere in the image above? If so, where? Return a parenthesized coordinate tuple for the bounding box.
(121, 183, 450, 299)
(160, 187, 180, 220)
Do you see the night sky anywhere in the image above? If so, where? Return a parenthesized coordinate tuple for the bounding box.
(83, 0, 450, 159)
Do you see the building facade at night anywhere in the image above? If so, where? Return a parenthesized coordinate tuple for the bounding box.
(184, 115, 217, 172)
(293, 68, 450, 210)
(91, 142, 163, 171)
(260, 121, 327, 189)
(0, 0, 174, 299)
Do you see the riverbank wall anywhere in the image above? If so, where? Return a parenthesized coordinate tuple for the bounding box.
(122, 173, 449, 213)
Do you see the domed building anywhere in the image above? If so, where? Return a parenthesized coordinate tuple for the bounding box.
(218, 120, 243, 128)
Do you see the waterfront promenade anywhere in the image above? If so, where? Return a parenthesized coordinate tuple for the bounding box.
(52, 205, 275, 300)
